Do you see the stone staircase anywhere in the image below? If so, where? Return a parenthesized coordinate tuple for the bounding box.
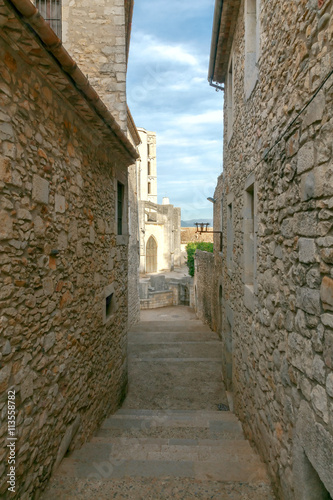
(44, 408, 274, 499)
(43, 307, 275, 499)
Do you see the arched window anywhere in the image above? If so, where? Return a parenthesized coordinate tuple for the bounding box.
(146, 236, 157, 273)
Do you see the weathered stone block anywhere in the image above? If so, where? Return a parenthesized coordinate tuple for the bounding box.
(311, 385, 329, 423)
(296, 287, 321, 315)
(303, 94, 325, 128)
(322, 313, 333, 329)
(320, 276, 333, 311)
(0, 211, 13, 240)
(34, 216, 46, 237)
(301, 164, 333, 201)
(0, 363, 12, 392)
(306, 268, 321, 289)
(299, 238, 317, 263)
(17, 208, 32, 221)
(43, 277, 54, 296)
(32, 174, 49, 204)
(312, 355, 326, 384)
(44, 332, 55, 352)
(297, 142, 315, 175)
(294, 211, 318, 237)
(0, 156, 11, 182)
(288, 332, 312, 376)
(55, 194, 66, 213)
(320, 248, 333, 264)
(281, 218, 294, 238)
(21, 371, 34, 402)
(326, 373, 333, 398)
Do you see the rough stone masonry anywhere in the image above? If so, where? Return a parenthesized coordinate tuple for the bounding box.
(0, 1, 137, 498)
(203, 0, 333, 498)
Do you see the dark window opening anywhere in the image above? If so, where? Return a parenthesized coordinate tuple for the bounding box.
(105, 293, 114, 319)
(117, 181, 124, 235)
(148, 161, 151, 176)
(35, 0, 62, 38)
(148, 182, 151, 194)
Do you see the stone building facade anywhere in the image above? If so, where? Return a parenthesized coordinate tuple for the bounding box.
(0, 0, 138, 498)
(135, 128, 181, 275)
(139, 198, 181, 275)
(62, 0, 141, 326)
(61, 0, 129, 130)
(127, 110, 141, 327)
(205, 0, 333, 498)
(137, 128, 157, 204)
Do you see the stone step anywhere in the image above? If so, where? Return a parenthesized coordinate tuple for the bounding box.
(130, 320, 213, 334)
(128, 341, 222, 359)
(44, 476, 276, 500)
(128, 332, 220, 344)
(97, 410, 242, 438)
(54, 442, 269, 483)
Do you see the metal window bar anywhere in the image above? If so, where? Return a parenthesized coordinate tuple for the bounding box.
(35, 0, 62, 39)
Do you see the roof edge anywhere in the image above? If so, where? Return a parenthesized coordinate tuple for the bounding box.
(8, 0, 139, 162)
(208, 0, 241, 84)
(208, 0, 224, 84)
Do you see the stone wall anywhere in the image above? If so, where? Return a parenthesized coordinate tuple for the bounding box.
(139, 201, 182, 274)
(140, 290, 174, 310)
(127, 162, 140, 327)
(0, 3, 136, 497)
(194, 251, 215, 331)
(62, 0, 127, 130)
(210, 0, 333, 498)
(139, 274, 193, 309)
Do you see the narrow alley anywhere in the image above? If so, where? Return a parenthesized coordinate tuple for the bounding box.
(44, 307, 275, 499)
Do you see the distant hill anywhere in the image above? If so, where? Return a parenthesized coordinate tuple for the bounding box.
(181, 219, 213, 228)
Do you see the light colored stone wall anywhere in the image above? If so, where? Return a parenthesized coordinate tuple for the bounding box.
(62, 0, 127, 130)
(209, 0, 333, 498)
(194, 250, 215, 331)
(140, 290, 174, 310)
(137, 128, 157, 204)
(139, 202, 182, 274)
(0, 8, 132, 497)
(127, 162, 140, 327)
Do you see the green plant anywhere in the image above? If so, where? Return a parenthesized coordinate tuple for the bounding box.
(186, 242, 213, 277)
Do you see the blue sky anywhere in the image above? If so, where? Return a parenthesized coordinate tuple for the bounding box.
(127, 0, 224, 221)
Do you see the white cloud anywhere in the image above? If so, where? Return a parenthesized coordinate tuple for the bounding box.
(131, 33, 199, 67)
(127, 1, 224, 219)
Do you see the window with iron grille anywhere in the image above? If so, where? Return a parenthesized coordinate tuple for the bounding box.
(35, 0, 62, 39)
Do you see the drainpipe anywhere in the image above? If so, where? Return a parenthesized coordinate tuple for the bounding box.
(208, 0, 225, 92)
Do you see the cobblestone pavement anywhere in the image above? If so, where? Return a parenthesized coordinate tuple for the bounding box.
(43, 306, 276, 499)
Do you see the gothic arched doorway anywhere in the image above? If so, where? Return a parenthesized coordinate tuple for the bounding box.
(146, 236, 157, 273)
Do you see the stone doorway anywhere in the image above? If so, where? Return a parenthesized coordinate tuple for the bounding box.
(146, 236, 157, 273)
